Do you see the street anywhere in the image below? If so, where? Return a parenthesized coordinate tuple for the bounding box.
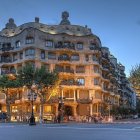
(0, 123, 140, 140)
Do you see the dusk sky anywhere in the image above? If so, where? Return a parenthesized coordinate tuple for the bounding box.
(0, 0, 140, 76)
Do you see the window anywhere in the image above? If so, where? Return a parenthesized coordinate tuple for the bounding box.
(64, 90, 74, 98)
(94, 78, 100, 85)
(79, 90, 89, 99)
(76, 66, 85, 73)
(77, 78, 85, 85)
(94, 66, 99, 73)
(103, 83, 108, 91)
(71, 54, 79, 61)
(55, 65, 64, 72)
(41, 50, 45, 59)
(10, 66, 16, 74)
(45, 40, 53, 47)
(25, 37, 34, 44)
(85, 55, 89, 61)
(95, 91, 102, 99)
(93, 55, 98, 62)
(13, 53, 18, 61)
(25, 49, 35, 56)
(15, 41, 21, 48)
(44, 106, 52, 113)
(77, 43, 83, 50)
(20, 52, 23, 59)
(12, 106, 18, 113)
(89, 43, 96, 50)
(58, 54, 70, 61)
(48, 52, 56, 59)
(64, 42, 70, 46)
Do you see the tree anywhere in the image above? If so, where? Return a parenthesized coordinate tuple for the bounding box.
(129, 64, 140, 114)
(129, 64, 140, 93)
(0, 75, 22, 122)
(17, 64, 59, 123)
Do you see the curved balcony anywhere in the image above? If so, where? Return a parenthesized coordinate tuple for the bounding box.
(1, 69, 16, 75)
(0, 59, 12, 64)
(55, 43, 75, 50)
(102, 65, 110, 71)
(56, 68, 74, 76)
(0, 43, 14, 52)
(89, 45, 101, 53)
(102, 54, 110, 62)
(61, 79, 83, 86)
(77, 98, 92, 104)
(58, 56, 71, 62)
(102, 75, 110, 81)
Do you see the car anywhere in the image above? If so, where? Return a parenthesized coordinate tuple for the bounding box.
(133, 115, 138, 119)
(0, 112, 8, 120)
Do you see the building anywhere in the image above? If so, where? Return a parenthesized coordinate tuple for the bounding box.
(0, 11, 136, 122)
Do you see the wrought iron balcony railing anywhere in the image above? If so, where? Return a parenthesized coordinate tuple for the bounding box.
(77, 98, 92, 104)
(55, 43, 75, 50)
(56, 68, 74, 73)
(58, 56, 71, 61)
(61, 79, 83, 86)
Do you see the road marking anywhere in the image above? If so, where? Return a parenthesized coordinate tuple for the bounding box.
(43, 126, 135, 131)
(0, 126, 14, 128)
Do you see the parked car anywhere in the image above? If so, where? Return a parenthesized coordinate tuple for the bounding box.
(133, 115, 138, 119)
(0, 112, 8, 120)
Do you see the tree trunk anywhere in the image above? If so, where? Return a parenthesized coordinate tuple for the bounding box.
(6, 103, 11, 122)
(39, 97, 44, 123)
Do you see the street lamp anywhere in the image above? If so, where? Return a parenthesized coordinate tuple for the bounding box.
(28, 90, 37, 125)
(58, 96, 65, 123)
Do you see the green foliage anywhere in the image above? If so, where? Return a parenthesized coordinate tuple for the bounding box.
(17, 64, 59, 90)
(34, 66, 59, 88)
(129, 64, 140, 91)
(17, 64, 35, 88)
(0, 75, 21, 90)
(111, 106, 136, 116)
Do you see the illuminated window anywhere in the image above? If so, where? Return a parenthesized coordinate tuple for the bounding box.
(12, 106, 18, 113)
(44, 106, 52, 113)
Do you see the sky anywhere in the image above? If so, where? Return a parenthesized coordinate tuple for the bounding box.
(0, 0, 140, 76)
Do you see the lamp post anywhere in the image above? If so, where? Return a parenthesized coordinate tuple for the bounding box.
(28, 90, 37, 125)
(58, 96, 65, 123)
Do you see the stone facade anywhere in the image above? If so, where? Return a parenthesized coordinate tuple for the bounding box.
(0, 12, 136, 122)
